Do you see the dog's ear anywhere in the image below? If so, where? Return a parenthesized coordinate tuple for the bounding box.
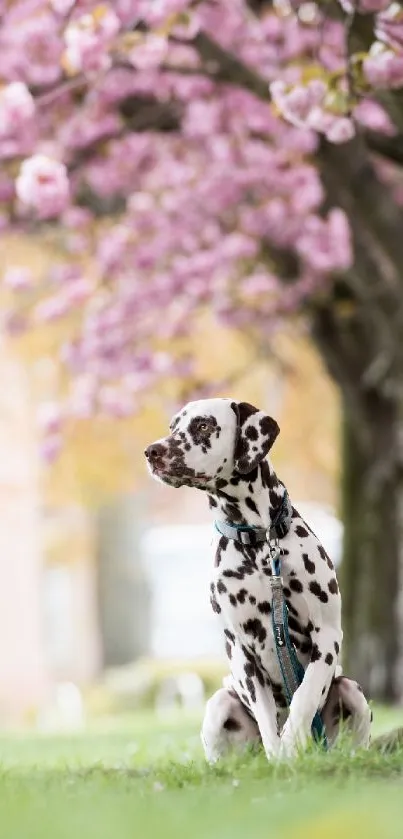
(231, 401, 279, 474)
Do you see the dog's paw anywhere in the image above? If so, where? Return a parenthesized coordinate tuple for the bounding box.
(262, 735, 281, 761)
(279, 724, 307, 760)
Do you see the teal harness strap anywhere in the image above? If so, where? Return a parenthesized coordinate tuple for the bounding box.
(269, 547, 327, 748)
(215, 490, 327, 749)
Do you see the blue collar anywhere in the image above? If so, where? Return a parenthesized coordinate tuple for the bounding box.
(214, 488, 292, 547)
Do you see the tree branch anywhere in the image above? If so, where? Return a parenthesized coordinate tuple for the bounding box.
(186, 31, 271, 100)
(318, 134, 403, 295)
(366, 130, 403, 166)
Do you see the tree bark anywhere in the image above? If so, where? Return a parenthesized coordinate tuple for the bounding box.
(340, 398, 403, 700)
(311, 135, 403, 702)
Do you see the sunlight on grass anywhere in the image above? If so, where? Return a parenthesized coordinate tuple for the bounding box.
(0, 707, 402, 839)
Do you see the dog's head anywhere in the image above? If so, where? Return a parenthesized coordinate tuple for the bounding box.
(145, 398, 279, 489)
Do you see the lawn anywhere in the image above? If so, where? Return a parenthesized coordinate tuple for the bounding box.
(0, 706, 403, 839)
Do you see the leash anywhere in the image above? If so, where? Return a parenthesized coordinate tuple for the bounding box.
(215, 488, 327, 749)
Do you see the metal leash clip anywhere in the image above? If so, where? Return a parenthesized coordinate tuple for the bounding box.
(266, 532, 281, 578)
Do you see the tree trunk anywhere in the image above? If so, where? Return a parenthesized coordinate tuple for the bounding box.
(311, 135, 403, 702)
(340, 398, 403, 701)
(311, 295, 403, 701)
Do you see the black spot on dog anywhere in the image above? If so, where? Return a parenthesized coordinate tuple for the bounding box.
(225, 641, 232, 659)
(328, 578, 339, 595)
(295, 525, 309, 538)
(269, 489, 281, 509)
(223, 568, 245, 581)
(341, 704, 352, 722)
(289, 578, 303, 594)
(241, 645, 255, 663)
(245, 497, 259, 515)
(223, 717, 241, 731)
(287, 615, 302, 633)
(224, 629, 235, 644)
(188, 415, 217, 448)
(311, 643, 322, 662)
(300, 640, 312, 655)
(261, 462, 278, 490)
(318, 544, 333, 569)
(229, 594, 237, 607)
(257, 601, 271, 615)
(217, 580, 227, 595)
(334, 641, 340, 655)
(215, 536, 228, 567)
(244, 661, 254, 678)
(208, 495, 218, 509)
(303, 553, 316, 574)
(222, 500, 245, 520)
(259, 415, 279, 442)
(210, 594, 221, 614)
(249, 595, 256, 605)
(245, 677, 256, 703)
(246, 426, 258, 441)
(237, 588, 248, 604)
(243, 618, 266, 644)
(271, 680, 288, 708)
(309, 581, 329, 603)
(284, 597, 299, 617)
(290, 634, 301, 650)
(325, 653, 334, 665)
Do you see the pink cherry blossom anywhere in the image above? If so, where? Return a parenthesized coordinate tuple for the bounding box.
(16, 155, 70, 218)
(271, 79, 328, 131)
(50, 0, 76, 14)
(364, 48, 403, 89)
(325, 117, 355, 144)
(37, 402, 64, 435)
(129, 35, 169, 70)
(0, 0, 402, 449)
(40, 435, 63, 464)
(1, 14, 63, 87)
(3, 267, 33, 292)
(0, 82, 35, 139)
(64, 6, 120, 74)
(354, 99, 396, 135)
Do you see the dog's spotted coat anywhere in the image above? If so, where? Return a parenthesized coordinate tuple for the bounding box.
(146, 398, 372, 761)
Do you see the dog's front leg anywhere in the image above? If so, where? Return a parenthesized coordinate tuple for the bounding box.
(231, 642, 280, 759)
(280, 624, 342, 758)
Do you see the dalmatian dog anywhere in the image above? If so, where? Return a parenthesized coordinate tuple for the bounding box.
(145, 398, 372, 761)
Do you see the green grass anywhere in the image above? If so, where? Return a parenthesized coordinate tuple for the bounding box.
(0, 706, 403, 839)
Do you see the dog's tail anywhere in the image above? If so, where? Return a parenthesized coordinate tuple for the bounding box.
(369, 726, 403, 753)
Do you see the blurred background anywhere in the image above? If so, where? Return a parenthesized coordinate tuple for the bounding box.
(0, 232, 342, 728)
(1, 0, 403, 742)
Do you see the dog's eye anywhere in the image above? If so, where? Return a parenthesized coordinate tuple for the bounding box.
(199, 422, 208, 432)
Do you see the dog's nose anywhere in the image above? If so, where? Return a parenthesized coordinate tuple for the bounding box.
(145, 443, 166, 462)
